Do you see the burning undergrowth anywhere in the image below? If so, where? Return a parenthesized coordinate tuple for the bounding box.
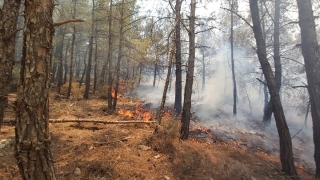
(117, 102, 153, 121)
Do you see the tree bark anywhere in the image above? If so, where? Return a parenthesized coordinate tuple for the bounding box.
(263, 0, 281, 126)
(14, 0, 57, 179)
(51, 62, 57, 83)
(0, 0, 21, 130)
(201, 52, 206, 91)
(84, 0, 95, 99)
(249, 0, 298, 177)
(55, 27, 65, 94)
(79, 44, 88, 88)
(63, 39, 70, 85)
(138, 63, 142, 86)
(158, 42, 174, 124)
(67, 0, 77, 99)
(180, 0, 196, 140)
(113, 0, 125, 110)
(174, 0, 182, 115)
(93, 38, 98, 94)
(99, 61, 107, 87)
(153, 62, 158, 87)
(230, 0, 237, 116)
(296, 0, 320, 177)
(107, 0, 114, 111)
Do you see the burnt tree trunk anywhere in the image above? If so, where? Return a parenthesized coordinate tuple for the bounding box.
(296, 0, 320, 177)
(249, 0, 298, 177)
(174, 0, 182, 115)
(180, 0, 196, 140)
(14, 0, 57, 179)
(0, 0, 21, 130)
(263, 0, 281, 126)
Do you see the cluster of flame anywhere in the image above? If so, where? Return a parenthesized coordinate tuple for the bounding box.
(117, 103, 152, 121)
(111, 89, 123, 98)
(189, 126, 213, 146)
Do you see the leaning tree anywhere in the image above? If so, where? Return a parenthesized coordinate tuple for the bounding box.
(296, 0, 320, 177)
(249, 0, 298, 177)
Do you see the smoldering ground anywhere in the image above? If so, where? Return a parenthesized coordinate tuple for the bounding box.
(131, 41, 316, 173)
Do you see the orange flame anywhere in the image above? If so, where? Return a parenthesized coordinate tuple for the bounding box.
(118, 109, 134, 118)
(142, 112, 151, 121)
(111, 89, 122, 98)
(190, 138, 211, 146)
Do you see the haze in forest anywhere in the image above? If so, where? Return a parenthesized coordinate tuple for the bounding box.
(0, 0, 320, 179)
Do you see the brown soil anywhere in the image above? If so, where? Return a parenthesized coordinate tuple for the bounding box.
(0, 89, 317, 180)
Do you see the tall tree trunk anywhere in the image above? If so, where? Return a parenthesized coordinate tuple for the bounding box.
(249, 0, 298, 177)
(138, 63, 142, 86)
(113, 0, 125, 110)
(263, 0, 281, 126)
(296, 0, 320, 177)
(15, 0, 57, 179)
(84, 0, 95, 99)
(93, 38, 98, 94)
(99, 61, 107, 87)
(158, 42, 175, 123)
(0, 0, 21, 130)
(153, 62, 158, 87)
(63, 39, 70, 85)
(107, 0, 114, 111)
(51, 62, 58, 83)
(230, 0, 237, 116)
(169, 64, 174, 92)
(79, 45, 88, 88)
(180, 0, 196, 140)
(55, 27, 65, 94)
(174, 0, 182, 115)
(67, 0, 77, 99)
(201, 53, 206, 91)
(75, 49, 81, 79)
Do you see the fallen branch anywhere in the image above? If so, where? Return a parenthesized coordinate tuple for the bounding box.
(94, 137, 131, 145)
(3, 119, 157, 125)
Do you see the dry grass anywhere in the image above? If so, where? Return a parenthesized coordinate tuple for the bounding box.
(0, 91, 317, 180)
(148, 118, 180, 153)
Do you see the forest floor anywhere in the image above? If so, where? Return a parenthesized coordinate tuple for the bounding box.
(0, 84, 317, 180)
